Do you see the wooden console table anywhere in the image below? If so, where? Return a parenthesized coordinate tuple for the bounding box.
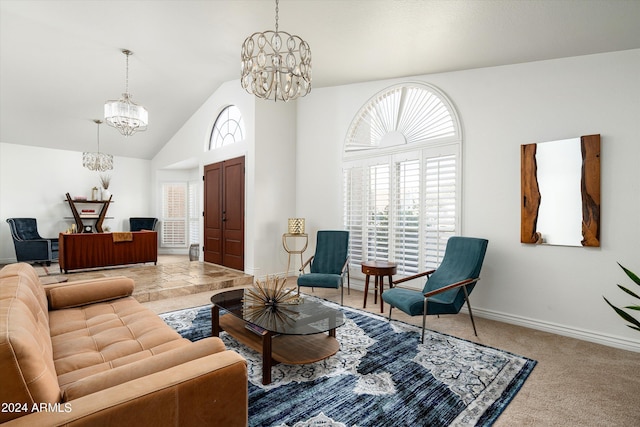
(58, 231, 158, 273)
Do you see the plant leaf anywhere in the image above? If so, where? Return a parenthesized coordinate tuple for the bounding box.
(628, 325, 640, 332)
(603, 296, 640, 329)
(618, 263, 640, 287)
(624, 305, 640, 311)
(616, 284, 640, 301)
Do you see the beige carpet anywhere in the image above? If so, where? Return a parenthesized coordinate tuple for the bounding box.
(145, 280, 640, 426)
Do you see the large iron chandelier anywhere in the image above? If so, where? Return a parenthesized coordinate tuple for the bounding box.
(104, 49, 148, 136)
(241, 0, 312, 102)
(83, 119, 113, 172)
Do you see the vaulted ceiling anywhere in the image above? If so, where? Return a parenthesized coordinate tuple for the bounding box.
(1, 0, 639, 159)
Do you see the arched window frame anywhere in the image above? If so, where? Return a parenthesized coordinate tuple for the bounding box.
(208, 105, 245, 150)
(342, 82, 463, 279)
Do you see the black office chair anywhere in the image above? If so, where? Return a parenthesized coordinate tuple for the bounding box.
(6, 218, 59, 265)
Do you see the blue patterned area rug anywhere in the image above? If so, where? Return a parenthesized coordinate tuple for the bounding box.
(160, 297, 536, 427)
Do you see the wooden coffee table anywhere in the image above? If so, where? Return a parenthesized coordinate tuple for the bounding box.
(211, 288, 344, 385)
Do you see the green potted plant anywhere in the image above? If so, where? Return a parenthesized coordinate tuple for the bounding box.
(603, 263, 640, 332)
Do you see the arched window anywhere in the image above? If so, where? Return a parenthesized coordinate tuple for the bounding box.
(209, 105, 245, 150)
(343, 83, 462, 276)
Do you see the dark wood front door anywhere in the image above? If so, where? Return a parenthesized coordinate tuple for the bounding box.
(204, 156, 245, 270)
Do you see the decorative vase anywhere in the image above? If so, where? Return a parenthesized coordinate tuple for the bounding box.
(288, 218, 305, 234)
(102, 189, 111, 200)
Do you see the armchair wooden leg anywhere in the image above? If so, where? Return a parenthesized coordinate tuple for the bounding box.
(463, 286, 478, 336)
(388, 306, 393, 321)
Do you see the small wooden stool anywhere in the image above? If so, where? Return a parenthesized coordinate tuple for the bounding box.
(361, 260, 397, 313)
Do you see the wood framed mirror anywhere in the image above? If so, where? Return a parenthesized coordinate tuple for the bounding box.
(521, 134, 600, 247)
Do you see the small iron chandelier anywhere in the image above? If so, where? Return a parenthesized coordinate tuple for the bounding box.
(104, 49, 148, 136)
(241, 0, 312, 102)
(83, 119, 113, 172)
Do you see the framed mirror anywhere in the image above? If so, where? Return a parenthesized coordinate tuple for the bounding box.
(521, 134, 600, 247)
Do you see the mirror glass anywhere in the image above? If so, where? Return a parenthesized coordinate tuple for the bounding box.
(521, 134, 600, 247)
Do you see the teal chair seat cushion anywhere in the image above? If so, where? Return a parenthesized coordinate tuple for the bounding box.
(297, 273, 342, 289)
(382, 287, 466, 316)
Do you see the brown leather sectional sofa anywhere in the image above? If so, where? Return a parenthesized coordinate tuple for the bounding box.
(0, 263, 248, 426)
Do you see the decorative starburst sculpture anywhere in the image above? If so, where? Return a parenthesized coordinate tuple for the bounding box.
(244, 275, 300, 307)
(243, 275, 301, 327)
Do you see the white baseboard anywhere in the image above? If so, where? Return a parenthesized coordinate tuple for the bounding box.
(344, 277, 640, 353)
(471, 307, 640, 353)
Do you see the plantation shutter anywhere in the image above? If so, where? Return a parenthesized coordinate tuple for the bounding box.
(393, 157, 421, 275)
(343, 166, 364, 265)
(161, 183, 187, 247)
(423, 152, 457, 269)
(188, 180, 200, 245)
(366, 163, 390, 260)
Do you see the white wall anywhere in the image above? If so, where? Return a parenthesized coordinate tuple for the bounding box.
(0, 143, 151, 263)
(253, 100, 297, 278)
(151, 80, 297, 277)
(296, 49, 640, 351)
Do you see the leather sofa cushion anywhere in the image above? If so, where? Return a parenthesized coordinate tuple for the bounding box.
(56, 338, 192, 387)
(45, 276, 134, 309)
(62, 337, 227, 400)
(49, 297, 187, 378)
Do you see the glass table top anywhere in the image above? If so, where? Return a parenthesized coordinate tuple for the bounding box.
(211, 288, 345, 335)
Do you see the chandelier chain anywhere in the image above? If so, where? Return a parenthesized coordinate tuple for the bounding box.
(125, 50, 129, 94)
(275, 0, 279, 32)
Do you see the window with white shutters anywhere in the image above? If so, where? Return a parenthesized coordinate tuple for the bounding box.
(343, 83, 461, 279)
(188, 180, 200, 245)
(343, 166, 364, 265)
(424, 151, 457, 270)
(393, 157, 421, 275)
(161, 183, 187, 247)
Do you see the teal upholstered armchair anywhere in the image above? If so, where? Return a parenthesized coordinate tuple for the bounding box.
(6, 218, 59, 265)
(297, 230, 350, 305)
(382, 236, 488, 343)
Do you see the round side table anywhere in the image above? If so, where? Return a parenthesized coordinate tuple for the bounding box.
(361, 260, 397, 313)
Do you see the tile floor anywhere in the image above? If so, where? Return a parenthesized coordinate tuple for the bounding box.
(44, 255, 254, 306)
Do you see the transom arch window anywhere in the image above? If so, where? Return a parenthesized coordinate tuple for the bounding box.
(343, 82, 462, 277)
(209, 105, 245, 150)
(344, 82, 460, 155)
